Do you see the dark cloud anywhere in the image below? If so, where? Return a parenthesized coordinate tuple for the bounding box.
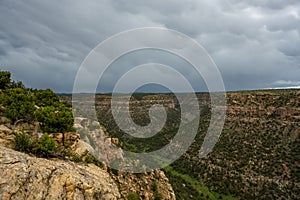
(0, 0, 299, 92)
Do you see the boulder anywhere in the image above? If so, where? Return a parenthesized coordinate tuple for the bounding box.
(0, 146, 121, 199)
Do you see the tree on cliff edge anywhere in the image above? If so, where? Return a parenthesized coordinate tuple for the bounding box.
(0, 70, 11, 89)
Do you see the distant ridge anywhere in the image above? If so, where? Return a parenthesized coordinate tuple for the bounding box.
(57, 87, 300, 96)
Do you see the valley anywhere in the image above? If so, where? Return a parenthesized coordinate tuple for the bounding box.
(64, 89, 300, 199)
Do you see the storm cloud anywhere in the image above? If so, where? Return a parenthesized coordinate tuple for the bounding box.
(0, 0, 299, 92)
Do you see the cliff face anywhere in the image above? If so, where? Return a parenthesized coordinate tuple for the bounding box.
(74, 117, 176, 200)
(0, 146, 120, 199)
(0, 122, 176, 200)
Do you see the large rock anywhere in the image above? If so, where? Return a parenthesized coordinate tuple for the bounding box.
(0, 146, 120, 200)
(74, 140, 95, 155)
(49, 132, 80, 147)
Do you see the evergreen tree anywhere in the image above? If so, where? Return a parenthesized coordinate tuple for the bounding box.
(0, 88, 36, 122)
(36, 105, 74, 145)
(0, 70, 11, 89)
(34, 88, 60, 107)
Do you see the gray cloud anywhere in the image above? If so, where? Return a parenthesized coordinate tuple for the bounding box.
(0, 0, 299, 92)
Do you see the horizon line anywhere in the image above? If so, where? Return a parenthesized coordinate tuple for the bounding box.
(58, 86, 300, 95)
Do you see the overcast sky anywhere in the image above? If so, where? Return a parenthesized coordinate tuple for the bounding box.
(0, 0, 300, 93)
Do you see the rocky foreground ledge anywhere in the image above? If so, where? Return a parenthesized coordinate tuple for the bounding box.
(0, 118, 176, 200)
(0, 146, 120, 199)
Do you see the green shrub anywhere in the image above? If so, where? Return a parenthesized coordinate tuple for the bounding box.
(127, 192, 140, 200)
(154, 192, 163, 200)
(68, 150, 104, 168)
(151, 182, 158, 192)
(36, 105, 74, 133)
(0, 88, 36, 122)
(85, 153, 97, 163)
(151, 181, 163, 200)
(10, 80, 25, 89)
(13, 133, 35, 153)
(34, 89, 60, 107)
(0, 70, 73, 134)
(71, 154, 82, 162)
(34, 133, 57, 157)
(13, 132, 60, 158)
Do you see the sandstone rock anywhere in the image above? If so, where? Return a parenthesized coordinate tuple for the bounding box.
(0, 125, 12, 134)
(74, 140, 95, 155)
(0, 125, 14, 148)
(91, 120, 100, 128)
(64, 132, 80, 145)
(75, 117, 90, 128)
(73, 123, 83, 130)
(49, 132, 80, 148)
(73, 117, 176, 200)
(0, 146, 121, 200)
(111, 137, 119, 145)
(112, 170, 176, 200)
(0, 116, 11, 125)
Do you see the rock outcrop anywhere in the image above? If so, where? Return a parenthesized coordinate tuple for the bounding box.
(112, 171, 176, 200)
(73, 117, 176, 199)
(0, 115, 176, 200)
(0, 146, 121, 199)
(0, 122, 176, 200)
(0, 125, 13, 148)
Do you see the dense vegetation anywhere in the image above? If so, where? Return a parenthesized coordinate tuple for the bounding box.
(0, 70, 74, 133)
(88, 91, 300, 199)
(13, 132, 57, 157)
(0, 70, 107, 172)
(0, 70, 74, 157)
